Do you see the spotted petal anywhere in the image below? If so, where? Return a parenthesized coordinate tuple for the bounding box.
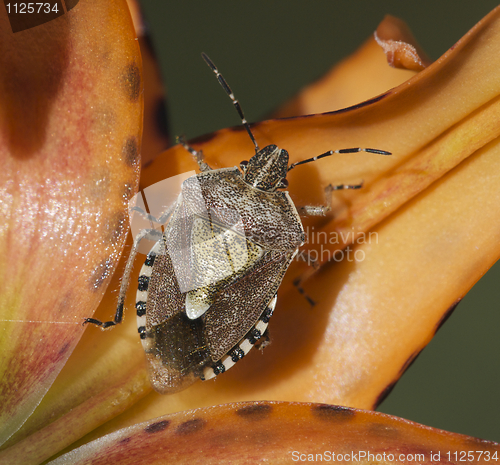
(49, 402, 499, 465)
(0, 0, 142, 448)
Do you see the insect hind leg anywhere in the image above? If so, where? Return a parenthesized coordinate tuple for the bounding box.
(83, 228, 164, 329)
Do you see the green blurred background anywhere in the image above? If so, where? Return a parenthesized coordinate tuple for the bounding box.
(139, 0, 499, 442)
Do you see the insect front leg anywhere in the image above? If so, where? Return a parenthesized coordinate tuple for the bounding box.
(129, 206, 164, 225)
(298, 182, 363, 216)
(178, 135, 212, 172)
(128, 196, 176, 262)
(130, 202, 174, 226)
(83, 228, 164, 329)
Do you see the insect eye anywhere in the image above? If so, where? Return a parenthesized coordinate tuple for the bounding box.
(277, 178, 288, 189)
(240, 160, 249, 171)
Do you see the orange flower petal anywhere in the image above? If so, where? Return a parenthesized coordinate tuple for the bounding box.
(0, 0, 142, 447)
(48, 402, 499, 465)
(0, 246, 152, 463)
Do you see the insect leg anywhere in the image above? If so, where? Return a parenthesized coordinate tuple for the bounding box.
(130, 206, 162, 224)
(254, 328, 271, 351)
(293, 277, 316, 307)
(83, 228, 163, 328)
(295, 250, 320, 270)
(298, 182, 363, 216)
(178, 135, 212, 172)
(130, 200, 175, 226)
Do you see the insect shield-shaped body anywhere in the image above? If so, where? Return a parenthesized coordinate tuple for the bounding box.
(137, 145, 304, 393)
(84, 53, 390, 394)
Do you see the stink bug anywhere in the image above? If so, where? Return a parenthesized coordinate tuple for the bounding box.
(84, 53, 391, 394)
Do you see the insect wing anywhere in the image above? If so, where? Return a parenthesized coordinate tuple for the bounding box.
(202, 248, 295, 362)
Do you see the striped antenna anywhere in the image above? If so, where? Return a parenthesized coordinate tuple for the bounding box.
(288, 147, 391, 171)
(201, 53, 260, 152)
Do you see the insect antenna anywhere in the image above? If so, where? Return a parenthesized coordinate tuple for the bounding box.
(288, 147, 391, 171)
(201, 52, 260, 152)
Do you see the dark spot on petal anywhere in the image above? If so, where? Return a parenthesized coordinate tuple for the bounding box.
(58, 342, 70, 357)
(236, 403, 272, 420)
(435, 298, 461, 333)
(373, 380, 398, 409)
(155, 97, 170, 140)
(122, 136, 140, 166)
(89, 258, 113, 291)
(175, 418, 206, 436)
(106, 211, 127, 243)
(312, 404, 355, 421)
(144, 420, 170, 434)
(121, 64, 141, 102)
(118, 436, 132, 445)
